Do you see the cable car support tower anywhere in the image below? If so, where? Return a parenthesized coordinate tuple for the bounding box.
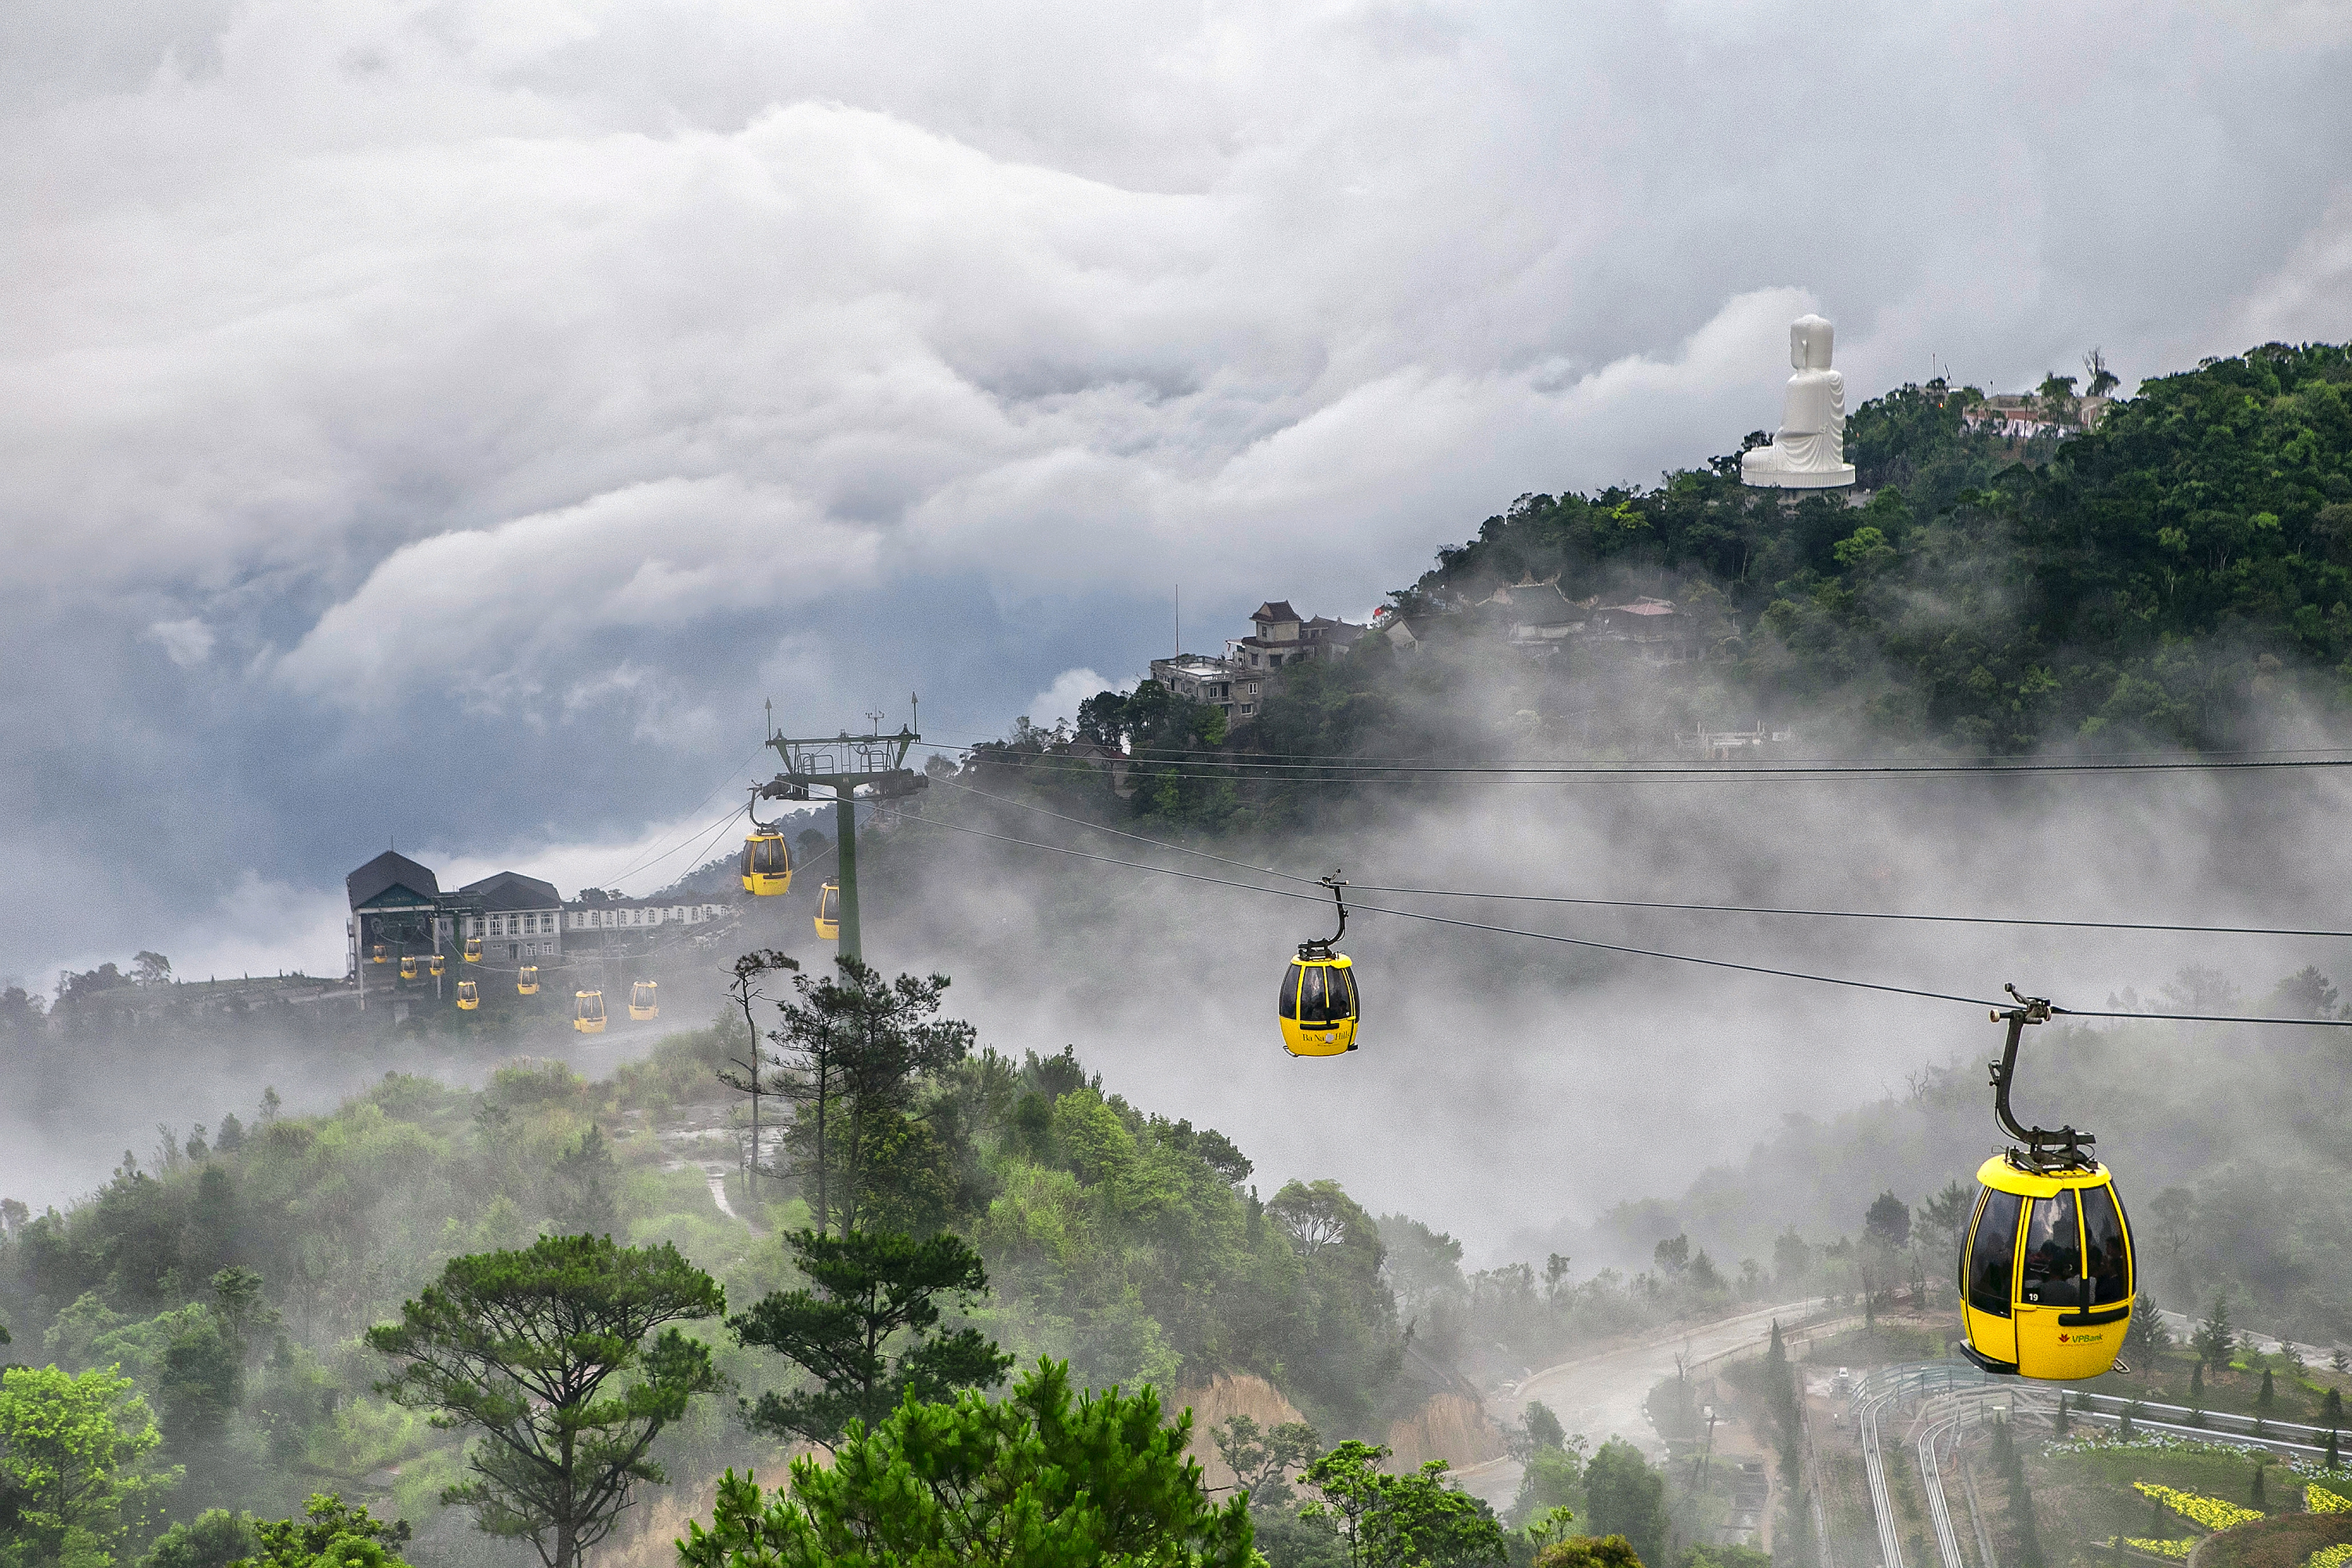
(756, 701, 926, 963)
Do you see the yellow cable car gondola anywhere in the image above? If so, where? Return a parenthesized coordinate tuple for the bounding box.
(463, 936, 483, 962)
(1957, 989, 2136, 1381)
(429, 953, 446, 978)
(517, 964, 539, 995)
(574, 989, 606, 1034)
(372, 942, 389, 964)
(814, 881, 840, 941)
(399, 954, 419, 980)
(741, 833, 793, 896)
(630, 980, 659, 1021)
(1279, 875, 1360, 1057)
(456, 980, 479, 1011)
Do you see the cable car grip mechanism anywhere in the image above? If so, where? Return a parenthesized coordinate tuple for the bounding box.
(1299, 873, 1348, 960)
(1987, 982, 2095, 1172)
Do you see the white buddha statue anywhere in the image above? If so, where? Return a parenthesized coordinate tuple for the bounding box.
(1741, 313, 1856, 488)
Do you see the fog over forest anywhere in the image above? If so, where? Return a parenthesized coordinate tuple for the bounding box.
(10, 6, 2352, 1566)
(14, 356, 2352, 1568)
(16, 637, 2352, 1263)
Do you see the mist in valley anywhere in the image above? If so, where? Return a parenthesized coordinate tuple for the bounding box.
(16, 633, 2352, 1310)
(846, 641, 2352, 1302)
(8, 591, 2352, 1568)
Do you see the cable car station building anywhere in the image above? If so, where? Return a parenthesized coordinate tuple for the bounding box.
(344, 850, 735, 996)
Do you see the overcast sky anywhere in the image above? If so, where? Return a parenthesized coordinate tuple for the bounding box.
(4, 0, 2350, 993)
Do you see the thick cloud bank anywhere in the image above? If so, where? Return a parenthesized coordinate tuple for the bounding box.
(2, 0, 2350, 988)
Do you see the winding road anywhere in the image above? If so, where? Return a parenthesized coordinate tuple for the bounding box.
(1454, 1300, 1823, 1507)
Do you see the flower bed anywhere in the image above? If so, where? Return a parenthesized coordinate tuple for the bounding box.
(2136, 1481, 2266, 1532)
(2107, 1537, 2197, 1559)
(2308, 1544, 2352, 1568)
(2180, 1512, 2352, 1568)
(2310, 1486, 2352, 1516)
(2051, 1432, 2274, 1461)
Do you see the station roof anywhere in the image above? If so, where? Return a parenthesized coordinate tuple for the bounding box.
(459, 870, 564, 911)
(347, 851, 440, 910)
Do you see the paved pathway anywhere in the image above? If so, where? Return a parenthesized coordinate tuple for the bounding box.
(704, 1167, 739, 1220)
(1454, 1300, 1823, 1507)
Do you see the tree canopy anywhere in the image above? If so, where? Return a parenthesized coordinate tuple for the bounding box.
(227, 1494, 411, 1568)
(365, 1235, 724, 1568)
(0, 1363, 176, 1567)
(1294, 1440, 1506, 1567)
(731, 1228, 1013, 1446)
(677, 1358, 1254, 1568)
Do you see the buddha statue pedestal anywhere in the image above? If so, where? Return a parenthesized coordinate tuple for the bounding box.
(1742, 313, 1857, 489)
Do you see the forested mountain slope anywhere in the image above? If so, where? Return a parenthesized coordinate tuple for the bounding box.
(0, 1014, 1417, 1559)
(997, 342, 2352, 835)
(1406, 341, 2352, 752)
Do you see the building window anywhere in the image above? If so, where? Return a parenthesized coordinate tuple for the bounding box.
(1241, 703, 1256, 714)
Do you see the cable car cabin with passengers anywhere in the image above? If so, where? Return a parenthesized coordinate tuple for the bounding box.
(1279, 956, 1359, 1055)
(428, 953, 445, 978)
(1279, 875, 1360, 1057)
(516, 965, 539, 995)
(630, 981, 659, 1021)
(741, 833, 793, 896)
(1960, 1156, 2134, 1380)
(1956, 989, 2136, 1381)
(574, 990, 606, 1034)
(463, 936, 482, 962)
(815, 882, 840, 941)
(456, 980, 479, 1011)
(398, 954, 418, 980)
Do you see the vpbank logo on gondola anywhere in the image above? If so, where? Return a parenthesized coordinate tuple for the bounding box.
(2056, 1331, 2106, 1344)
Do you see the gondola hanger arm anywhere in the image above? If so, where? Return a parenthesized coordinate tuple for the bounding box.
(1320, 871, 1348, 946)
(1988, 982, 2095, 1169)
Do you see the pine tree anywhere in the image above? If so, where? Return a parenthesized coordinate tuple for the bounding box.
(2251, 1462, 2266, 1508)
(2190, 1361, 2204, 1401)
(2326, 1428, 2340, 1471)
(2259, 1368, 2276, 1411)
(2053, 1392, 2070, 1435)
(2325, 1387, 2345, 1425)
(2196, 1294, 2234, 1367)
(2005, 1422, 2046, 1568)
